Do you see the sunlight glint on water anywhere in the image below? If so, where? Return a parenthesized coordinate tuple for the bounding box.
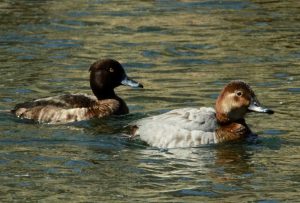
(0, 0, 299, 202)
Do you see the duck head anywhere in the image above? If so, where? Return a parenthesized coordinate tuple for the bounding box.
(89, 59, 143, 99)
(215, 80, 274, 123)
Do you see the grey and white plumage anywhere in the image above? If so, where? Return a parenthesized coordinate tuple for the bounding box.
(134, 107, 218, 148)
(131, 81, 274, 148)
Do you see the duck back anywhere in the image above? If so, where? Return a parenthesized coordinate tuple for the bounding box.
(13, 94, 121, 124)
(133, 107, 218, 148)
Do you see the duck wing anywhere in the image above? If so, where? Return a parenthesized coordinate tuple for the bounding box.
(14, 94, 97, 109)
(133, 107, 218, 148)
(13, 94, 120, 124)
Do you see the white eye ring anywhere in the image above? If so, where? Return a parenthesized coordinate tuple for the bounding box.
(108, 67, 114, 72)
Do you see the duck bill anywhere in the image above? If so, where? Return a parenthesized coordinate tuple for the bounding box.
(121, 76, 143, 88)
(248, 98, 274, 114)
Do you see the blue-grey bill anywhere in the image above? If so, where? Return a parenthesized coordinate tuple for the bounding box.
(121, 77, 143, 88)
(248, 101, 274, 114)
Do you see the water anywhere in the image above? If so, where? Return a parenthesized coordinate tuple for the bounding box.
(0, 0, 300, 202)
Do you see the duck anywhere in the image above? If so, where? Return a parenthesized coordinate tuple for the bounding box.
(12, 59, 143, 124)
(131, 80, 274, 148)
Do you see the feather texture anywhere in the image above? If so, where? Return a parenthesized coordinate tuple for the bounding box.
(13, 94, 120, 124)
(131, 81, 273, 148)
(134, 107, 218, 148)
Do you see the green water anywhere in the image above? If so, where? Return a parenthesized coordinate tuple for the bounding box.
(0, 0, 299, 202)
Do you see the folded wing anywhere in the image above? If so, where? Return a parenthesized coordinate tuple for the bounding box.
(134, 107, 218, 148)
(13, 94, 119, 124)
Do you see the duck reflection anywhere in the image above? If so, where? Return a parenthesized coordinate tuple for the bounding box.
(210, 144, 254, 182)
(133, 143, 255, 185)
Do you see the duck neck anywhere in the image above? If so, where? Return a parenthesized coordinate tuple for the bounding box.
(92, 88, 129, 115)
(215, 116, 251, 143)
(216, 112, 231, 124)
(92, 88, 117, 100)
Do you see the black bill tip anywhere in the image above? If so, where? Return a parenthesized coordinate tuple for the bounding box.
(265, 109, 274, 114)
(121, 77, 143, 88)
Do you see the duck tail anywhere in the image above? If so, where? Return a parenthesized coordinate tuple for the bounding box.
(122, 125, 140, 140)
(0, 109, 12, 113)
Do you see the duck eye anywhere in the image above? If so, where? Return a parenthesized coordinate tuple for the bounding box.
(236, 91, 243, 97)
(107, 67, 114, 72)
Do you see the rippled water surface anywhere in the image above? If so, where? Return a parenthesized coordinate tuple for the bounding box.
(0, 0, 300, 202)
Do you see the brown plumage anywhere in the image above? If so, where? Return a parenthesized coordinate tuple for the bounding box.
(12, 59, 143, 124)
(215, 119, 251, 143)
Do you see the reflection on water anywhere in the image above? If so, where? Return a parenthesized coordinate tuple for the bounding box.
(0, 0, 300, 202)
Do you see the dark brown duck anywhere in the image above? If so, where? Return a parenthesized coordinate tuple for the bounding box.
(12, 59, 143, 124)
